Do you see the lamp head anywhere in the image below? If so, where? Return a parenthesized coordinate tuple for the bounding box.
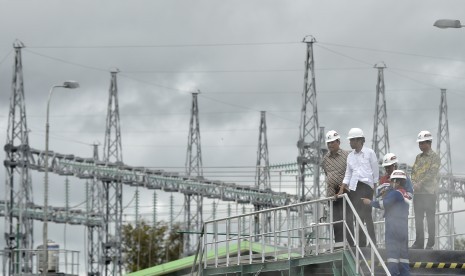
(434, 19, 463, 29)
(63, 81, 79, 89)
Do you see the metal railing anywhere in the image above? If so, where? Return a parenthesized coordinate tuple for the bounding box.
(0, 248, 80, 275)
(373, 207, 465, 250)
(192, 194, 389, 275)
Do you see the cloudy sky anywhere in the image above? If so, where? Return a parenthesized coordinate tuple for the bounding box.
(1, 0, 465, 273)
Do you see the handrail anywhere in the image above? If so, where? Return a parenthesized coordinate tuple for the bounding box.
(193, 194, 390, 275)
(340, 194, 390, 275)
(190, 225, 205, 276)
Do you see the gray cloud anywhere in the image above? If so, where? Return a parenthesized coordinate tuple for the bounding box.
(1, 0, 465, 274)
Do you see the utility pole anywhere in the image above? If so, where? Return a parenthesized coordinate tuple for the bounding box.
(183, 90, 204, 256)
(296, 35, 322, 202)
(436, 88, 453, 250)
(254, 111, 271, 241)
(153, 192, 157, 228)
(372, 62, 390, 163)
(102, 68, 123, 276)
(4, 40, 34, 275)
(87, 143, 103, 276)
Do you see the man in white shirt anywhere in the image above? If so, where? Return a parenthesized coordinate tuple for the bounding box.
(337, 128, 378, 247)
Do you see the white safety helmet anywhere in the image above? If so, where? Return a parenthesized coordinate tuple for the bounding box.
(416, 130, 433, 142)
(347, 128, 364, 139)
(382, 153, 398, 167)
(325, 130, 340, 143)
(390, 170, 407, 180)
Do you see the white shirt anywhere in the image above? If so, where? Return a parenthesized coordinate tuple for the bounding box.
(342, 146, 379, 191)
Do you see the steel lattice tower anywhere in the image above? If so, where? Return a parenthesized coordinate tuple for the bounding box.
(102, 69, 123, 275)
(183, 91, 203, 255)
(255, 111, 271, 191)
(371, 62, 390, 243)
(436, 88, 454, 250)
(87, 143, 103, 276)
(296, 36, 322, 202)
(372, 62, 390, 163)
(254, 111, 271, 241)
(3, 40, 34, 275)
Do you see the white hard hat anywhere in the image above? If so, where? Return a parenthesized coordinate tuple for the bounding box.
(390, 170, 407, 180)
(325, 130, 340, 143)
(347, 128, 364, 139)
(382, 153, 398, 167)
(416, 130, 433, 142)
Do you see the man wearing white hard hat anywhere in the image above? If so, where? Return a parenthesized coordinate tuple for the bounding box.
(380, 153, 413, 200)
(410, 130, 440, 250)
(362, 170, 410, 276)
(322, 130, 351, 246)
(338, 127, 378, 246)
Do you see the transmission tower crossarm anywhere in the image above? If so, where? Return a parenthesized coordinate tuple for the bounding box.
(0, 200, 102, 226)
(24, 147, 295, 206)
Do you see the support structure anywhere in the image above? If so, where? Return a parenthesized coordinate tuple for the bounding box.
(372, 62, 390, 241)
(372, 62, 390, 163)
(183, 91, 204, 256)
(87, 144, 103, 276)
(3, 40, 34, 275)
(254, 111, 271, 240)
(436, 88, 453, 250)
(296, 36, 322, 202)
(152, 192, 157, 227)
(102, 69, 123, 276)
(255, 111, 271, 192)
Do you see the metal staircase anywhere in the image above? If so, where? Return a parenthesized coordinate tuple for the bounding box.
(192, 194, 389, 276)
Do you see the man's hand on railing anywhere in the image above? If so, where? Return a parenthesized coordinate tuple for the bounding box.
(335, 184, 349, 199)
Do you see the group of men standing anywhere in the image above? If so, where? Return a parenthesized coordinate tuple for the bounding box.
(322, 127, 440, 276)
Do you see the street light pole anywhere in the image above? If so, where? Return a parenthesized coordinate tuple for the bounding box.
(434, 19, 464, 29)
(43, 81, 79, 275)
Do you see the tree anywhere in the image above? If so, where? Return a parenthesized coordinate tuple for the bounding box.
(454, 236, 465, 250)
(122, 220, 183, 273)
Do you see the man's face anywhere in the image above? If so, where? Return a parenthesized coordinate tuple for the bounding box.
(384, 164, 396, 176)
(419, 140, 431, 152)
(349, 138, 363, 150)
(326, 139, 340, 153)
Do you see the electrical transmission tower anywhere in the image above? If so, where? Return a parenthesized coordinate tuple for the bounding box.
(102, 69, 123, 275)
(372, 62, 390, 163)
(3, 40, 34, 275)
(436, 88, 453, 250)
(183, 90, 203, 255)
(371, 62, 390, 242)
(255, 111, 271, 192)
(254, 111, 271, 241)
(87, 143, 103, 276)
(296, 36, 323, 202)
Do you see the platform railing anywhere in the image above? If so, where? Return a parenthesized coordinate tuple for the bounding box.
(373, 207, 465, 250)
(192, 194, 389, 275)
(0, 248, 79, 275)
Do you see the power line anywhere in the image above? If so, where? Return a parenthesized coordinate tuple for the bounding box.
(199, 94, 260, 113)
(118, 73, 189, 93)
(122, 67, 369, 74)
(319, 41, 465, 63)
(27, 41, 300, 49)
(0, 49, 12, 66)
(24, 49, 109, 73)
(386, 68, 440, 89)
(316, 44, 373, 67)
